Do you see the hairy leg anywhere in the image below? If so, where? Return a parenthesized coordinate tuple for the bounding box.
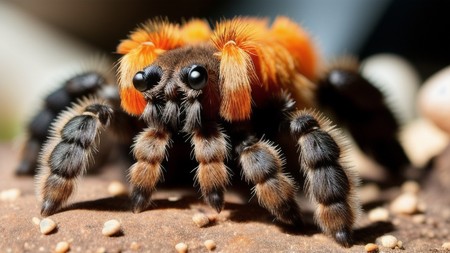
(237, 135, 303, 225)
(290, 110, 360, 247)
(317, 62, 410, 179)
(37, 98, 113, 216)
(191, 123, 230, 213)
(17, 72, 107, 175)
(129, 126, 171, 213)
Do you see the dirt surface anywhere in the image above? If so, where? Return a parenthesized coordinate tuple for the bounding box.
(0, 141, 449, 253)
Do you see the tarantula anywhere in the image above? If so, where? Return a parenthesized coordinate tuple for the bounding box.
(16, 17, 410, 247)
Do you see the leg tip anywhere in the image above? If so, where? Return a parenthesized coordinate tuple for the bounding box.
(205, 190, 224, 213)
(334, 229, 353, 248)
(131, 188, 152, 213)
(40, 200, 61, 217)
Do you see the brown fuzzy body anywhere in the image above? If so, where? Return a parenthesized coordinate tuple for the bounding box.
(21, 17, 411, 248)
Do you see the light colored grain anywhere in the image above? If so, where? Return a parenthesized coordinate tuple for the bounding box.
(368, 207, 389, 222)
(380, 235, 398, 249)
(102, 219, 121, 236)
(54, 241, 70, 253)
(39, 218, 57, 235)
(192, 213, 210, 228)
(364, 243, 379, 252)
(0, 188, 21, 201)
(390, 193, 418, 214)
(204, 240, 216, 251)
(175, 242, 188, 253)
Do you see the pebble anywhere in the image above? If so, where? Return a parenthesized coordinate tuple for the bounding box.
(107, 181, 128, 196)
(175, 242, 188, 253)
(390, 193, 419, 214)
(39, 218, 57, 235)
(192, 213, 210, 227)
(168, 196, 181, 202)
(418, 65, 450, 134)
(54, 241, 70, 253)
(368, 207, 390, 222)
(361, 54, 420, 124)
(130, 241, 140, 250)
(0, 188, 21, 201)
(96, 247, 106, 253)
(397, 240, 403, 249)
(364, 243, 379, 252)
(442, 242, 450, 250)
(401, 180, 420, 194)
(412, 214, 426, 224)
(204, 240, 216, 251)
(32, 217, 41, 226)
(102, 219, 121, 236)
(380, 235, 398, 248)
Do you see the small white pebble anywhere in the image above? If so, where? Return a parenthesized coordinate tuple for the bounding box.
(39, 218, 57, 235)
(442, 242, 450, 250)
(55, 241, 70, 253)
(192, 213, 210, 227)
(102, 219, 121, 236)
(204, 240, 216, 251)
(130, 241, 140, 250)
(96, 247, 106, 253)
(32, 217, 41, 226)
(365, 243, 379, 252)
(390, 193, 419, 214)
(175, 242, 188, 253)
(368, 207, 390, 222)
(168, 196, 181, 202)
(0, 188, 21, 201)
(401, 180, 420, 194)
(412, 214, 426, 224)
(380, 235, 398, 249)
(107, 181, 128, 196)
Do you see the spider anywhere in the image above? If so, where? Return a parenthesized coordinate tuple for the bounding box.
(16, 17, 410, 247)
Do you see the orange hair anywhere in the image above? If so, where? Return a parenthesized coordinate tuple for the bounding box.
(117, 17, 319, 120)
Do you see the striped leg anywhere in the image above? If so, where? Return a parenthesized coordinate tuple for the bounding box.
(129, 127, 171, 213)
(237, 135, 303, 225)
(192, 123, 230, 213)
(290, 110, 360, 247)
(37, 98, 113, 216)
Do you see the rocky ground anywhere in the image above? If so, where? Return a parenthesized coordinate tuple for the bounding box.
(1, 130, 450, 253)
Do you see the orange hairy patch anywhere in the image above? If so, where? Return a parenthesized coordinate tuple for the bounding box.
(217, 43, 253, 121)
(271, 17, 318, 80)
(211, 19, 259, 121)
(117, 20, 184, 115)
(181, 19, 212, 44)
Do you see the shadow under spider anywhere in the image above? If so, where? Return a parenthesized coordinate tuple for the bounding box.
(61, 194, 202, 213)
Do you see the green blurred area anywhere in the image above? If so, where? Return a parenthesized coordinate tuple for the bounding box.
(0, 120, 21, 140)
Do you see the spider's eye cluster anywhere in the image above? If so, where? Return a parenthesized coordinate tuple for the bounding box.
(182, 65, 208, 90)
(132, 66, 163, 92)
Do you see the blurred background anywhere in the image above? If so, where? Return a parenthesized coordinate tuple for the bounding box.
(1, 0, 449, 140)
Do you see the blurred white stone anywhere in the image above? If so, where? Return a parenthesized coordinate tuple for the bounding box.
(361, 54, 421, 125)
(418, 66, 450, 134)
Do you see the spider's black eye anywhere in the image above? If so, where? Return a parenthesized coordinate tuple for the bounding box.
(132, 66, 162, 92)
(187, 65, 208, 90)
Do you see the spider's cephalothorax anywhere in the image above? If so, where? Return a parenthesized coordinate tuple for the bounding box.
(18, 17, 412, 248)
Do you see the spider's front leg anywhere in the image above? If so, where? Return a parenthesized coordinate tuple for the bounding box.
(236, 135, 303, 225)
(129, 102, 171, 213)
(191, 122, 230, 213)
(37, 98, 113, 216)
(290, 110, 360, 247)
(17, 73, 106, 176)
